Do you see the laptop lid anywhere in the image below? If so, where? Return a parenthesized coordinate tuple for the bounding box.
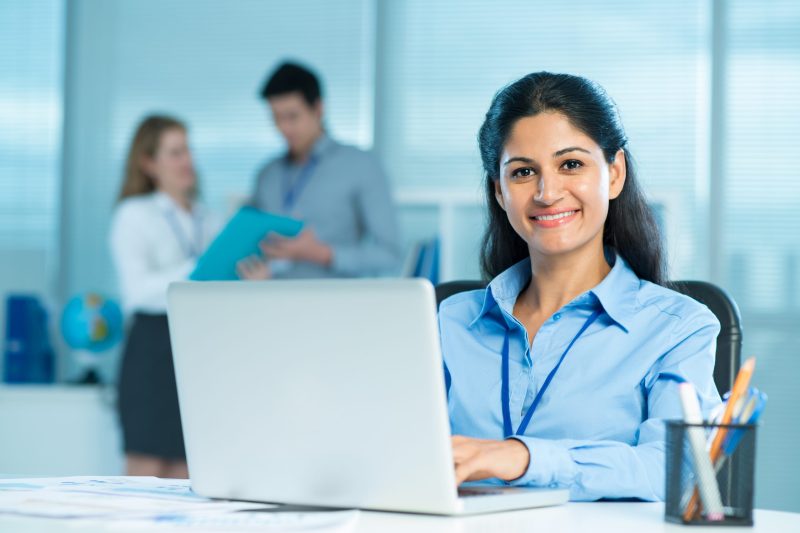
(167, 279, 461, 514)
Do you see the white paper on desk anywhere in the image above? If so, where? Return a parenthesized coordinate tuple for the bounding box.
(0, 476, 199, 499)
(0, 476, 214, 501)
(0, 476, 271, 519)
(0, 492, 269, 519)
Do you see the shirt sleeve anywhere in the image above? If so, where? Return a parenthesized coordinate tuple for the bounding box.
(109, 202, 194, 312)
(507, 312, 721, 501)
(329, 153, 403, 277)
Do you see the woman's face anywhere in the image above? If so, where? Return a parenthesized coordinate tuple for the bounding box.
(145, 128, 195, 195)
(494, 112, 626, 259)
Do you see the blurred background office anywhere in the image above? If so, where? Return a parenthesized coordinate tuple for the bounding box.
(0, 0, 798, 513)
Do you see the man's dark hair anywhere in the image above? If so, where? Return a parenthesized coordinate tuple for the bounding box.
(260, 62, 322, 106)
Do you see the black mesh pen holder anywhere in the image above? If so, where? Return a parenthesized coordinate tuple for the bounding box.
(665, 421, 756, 526)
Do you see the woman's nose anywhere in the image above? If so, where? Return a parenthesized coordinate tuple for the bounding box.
(534, 171, 564, 205)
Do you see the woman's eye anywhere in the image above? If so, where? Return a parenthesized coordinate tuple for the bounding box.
(562, 159, 583, 171)
(511, 167, 535, 179)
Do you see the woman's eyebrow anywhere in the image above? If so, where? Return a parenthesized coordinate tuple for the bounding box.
(503, 146, 591, 166)
(553, 146, 591, 157)
(502, 156, 535, 167)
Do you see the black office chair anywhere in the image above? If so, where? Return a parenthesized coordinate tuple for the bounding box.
(434, 279, 742, 395)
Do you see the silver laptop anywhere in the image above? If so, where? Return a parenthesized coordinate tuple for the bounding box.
(167, 279, 568, 515)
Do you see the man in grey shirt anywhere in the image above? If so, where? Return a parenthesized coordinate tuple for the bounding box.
(247, 62, 402, 279)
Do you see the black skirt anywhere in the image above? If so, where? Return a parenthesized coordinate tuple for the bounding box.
(117, 313, 185, 460)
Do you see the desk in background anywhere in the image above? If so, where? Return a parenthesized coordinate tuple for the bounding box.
(0, 385, 123, 476)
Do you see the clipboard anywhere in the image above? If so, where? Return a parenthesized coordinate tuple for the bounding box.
(190, 207, 303, 281)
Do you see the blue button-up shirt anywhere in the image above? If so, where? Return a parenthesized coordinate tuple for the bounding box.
(439, 254, 721, 501)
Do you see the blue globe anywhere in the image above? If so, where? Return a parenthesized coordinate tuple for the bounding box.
(61, 293, 123, 353)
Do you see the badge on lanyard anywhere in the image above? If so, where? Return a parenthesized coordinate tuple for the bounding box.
(502, 308, 602, 438)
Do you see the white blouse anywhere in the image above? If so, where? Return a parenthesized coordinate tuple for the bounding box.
(109, 191, 222, 314)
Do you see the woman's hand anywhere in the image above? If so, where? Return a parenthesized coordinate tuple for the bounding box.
(236, 255, 271, 280)
(451, 435, 530, 485)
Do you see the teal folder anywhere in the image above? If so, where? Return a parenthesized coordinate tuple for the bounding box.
(190, 207, 303, 281)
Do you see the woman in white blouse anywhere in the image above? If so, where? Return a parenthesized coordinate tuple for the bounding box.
(109, 115, 221, 478)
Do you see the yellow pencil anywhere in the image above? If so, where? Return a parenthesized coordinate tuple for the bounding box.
(683, 357, 756, 521)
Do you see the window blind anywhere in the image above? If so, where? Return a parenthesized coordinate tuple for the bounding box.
(376, 0, 710, 279)
(724, 0, 800, 512)
(0, 0, 64, 249)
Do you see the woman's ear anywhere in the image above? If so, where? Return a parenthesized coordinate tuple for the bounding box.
(608, 149, 627, 200)
(494, 179, 506, 211)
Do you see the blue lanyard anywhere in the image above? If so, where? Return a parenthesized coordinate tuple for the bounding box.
(164, 208, 203, 259)
(502, 308, 602, 438)
(281, 156, 319, 213)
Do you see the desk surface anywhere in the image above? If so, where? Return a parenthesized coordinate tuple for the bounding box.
(0, 503, 798, 532)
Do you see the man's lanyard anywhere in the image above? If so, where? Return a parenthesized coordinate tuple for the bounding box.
(164, 208, 203, 259)
(502, 308, 602, 438)
(281, 156, 319, 213)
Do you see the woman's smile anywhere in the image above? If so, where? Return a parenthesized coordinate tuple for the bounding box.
(530, 208, 581, 228)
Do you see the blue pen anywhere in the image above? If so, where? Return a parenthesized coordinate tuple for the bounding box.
(714, 388, 767, 473)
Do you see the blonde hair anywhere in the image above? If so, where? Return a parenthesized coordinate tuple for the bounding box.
(117, 115, 188, 202)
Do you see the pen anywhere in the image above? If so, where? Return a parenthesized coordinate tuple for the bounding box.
(683, 357, 756, 521)
(714, 389, 767, 473)
(678, 383, 725, 521)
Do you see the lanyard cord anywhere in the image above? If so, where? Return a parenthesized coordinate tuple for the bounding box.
(502, 308, 602, 438)
(281, 156, 319, 213)
(164, 208, 203, 259)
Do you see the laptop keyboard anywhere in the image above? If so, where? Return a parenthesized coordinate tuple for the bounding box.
(458, 487, 509, 498)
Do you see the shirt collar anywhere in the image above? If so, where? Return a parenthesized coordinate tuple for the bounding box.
(470, 250, 641, 332)
(311, 131, 333, 158)
(152, 190, 200, 217)
(469, 257, 532, 330)
(588, 253, 641, 332)
(285, 131, 333, 164)
(153, 190, 178, 213)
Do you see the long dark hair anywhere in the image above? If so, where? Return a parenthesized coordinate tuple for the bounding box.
(477, 72, 667, 285)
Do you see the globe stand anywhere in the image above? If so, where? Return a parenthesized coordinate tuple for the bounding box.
(74, 368, 102, 385)
(71, 349, 105, 385)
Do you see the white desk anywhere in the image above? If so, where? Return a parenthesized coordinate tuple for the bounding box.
(0, 503, 798, 532)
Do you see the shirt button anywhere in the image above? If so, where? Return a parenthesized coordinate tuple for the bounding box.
(553, 313, 562, 321)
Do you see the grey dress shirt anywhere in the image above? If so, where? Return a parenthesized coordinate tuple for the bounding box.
(251, 133, 402, 278)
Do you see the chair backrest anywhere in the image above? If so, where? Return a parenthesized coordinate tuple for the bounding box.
(434, 279, 742, 395)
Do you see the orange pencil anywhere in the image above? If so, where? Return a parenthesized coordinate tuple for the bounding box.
(683, 357, 756, 521)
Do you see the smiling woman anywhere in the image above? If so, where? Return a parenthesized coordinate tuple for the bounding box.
(479, 73, 666, 285)
(439, 72, 721, 501)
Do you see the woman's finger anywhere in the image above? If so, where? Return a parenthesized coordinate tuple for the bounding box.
(261, 242, 289, 258)
(454, 461, 470, 485)
(452, 447, 468, 464)
(454, 456, 484, 485)
(451, 442, 475, 464)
